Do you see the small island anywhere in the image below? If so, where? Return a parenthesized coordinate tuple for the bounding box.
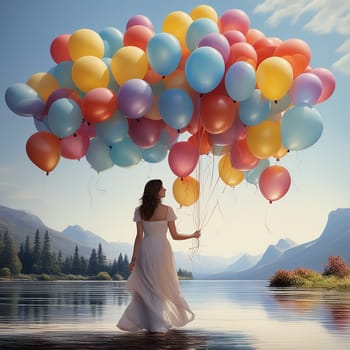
(269, 255, 350, 291)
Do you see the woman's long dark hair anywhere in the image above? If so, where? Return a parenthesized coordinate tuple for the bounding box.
(140, 179, 163, 220)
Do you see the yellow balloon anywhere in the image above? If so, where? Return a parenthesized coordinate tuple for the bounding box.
(68, 28, 104, 61)
(72, 56, 109, 92)
(256, 57, 293, 100)
(190, 5, 218, 22)
(26, 72, 60, 101)
(162, 11, 193, 48)
(110, 46, 148, 86)
(247, 120, 282, 159)
(218, 153, 244, 187)
(173, 176, 199, 206)
(274, 144, 289, 160)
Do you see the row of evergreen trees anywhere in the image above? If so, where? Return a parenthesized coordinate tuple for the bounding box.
(0, 229, 130, 279)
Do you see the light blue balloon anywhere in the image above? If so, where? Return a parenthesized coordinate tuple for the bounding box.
(159, 127, 178, 148)
(281, 105, 323, 151)
(50, 61, 77, 90)
(142, 142, 168, 163)
(95, 111, 128, 146)
(158, 88, 193, 129)
(110, 137, 142, 167)
(34, 115, 51, 132)
(239, 89, 270, 126)
(225, 62, 256, 102)
(244, 159, 270, 185)
(48, 98, 83, 138)
(86, 137, 114, 172)
(147, 33, 181, 76)
(186, 18, 219, 51)
(99, 27, 123, 57)
(5, 83, 45, 116)
(185, 47, 225, 93)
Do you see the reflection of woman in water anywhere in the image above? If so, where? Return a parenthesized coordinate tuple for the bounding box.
(117, 179, 200, 333)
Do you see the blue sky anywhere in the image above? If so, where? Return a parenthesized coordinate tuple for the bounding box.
(0, 0, 349, 258)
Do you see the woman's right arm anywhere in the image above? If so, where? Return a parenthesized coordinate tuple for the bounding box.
(129, 222, 143, 271)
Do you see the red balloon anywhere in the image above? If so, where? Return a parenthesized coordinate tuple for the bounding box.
(223, 30, 246, 46)
(188, 128, 211, 155)
(230, 137, 258, 171)
(168, 141, 199, 177)
(200, 94, 238, 134)
(259, 165, 291, 203)
(82, 88, 118, 123)
(128, 118, 164, 148)
(50, 34, 71, 63)
(123, 25, 154, 51)
(61, 133, 90, 160)
(26, 131, 61, 173)
(254, 37, 279, 66)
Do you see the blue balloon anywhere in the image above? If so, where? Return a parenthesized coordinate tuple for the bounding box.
(34, 115, 51, 132)
(86, 137, 114, 172)
(147, 33, 181, 76)
(50, 61, 77, 90)
(244, 159, 270, 185)
(239, 89, 270, 126)
(95, 111, 128, 146)
(110, 137, 142, 167)
(186, 18, 219, 51)
(281, 105, 323, 151)
(225, 62, 256, 102)
(158, 88, 193, 129)
(142, 142, 168, 163)
(99, 27, 123, 57)
(5, 83, 45, 116)
(185, 47, 224, 93)
(48, 98, 83, 138)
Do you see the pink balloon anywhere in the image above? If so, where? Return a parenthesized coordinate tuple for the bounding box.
(223, 30, 247, 46)
(259, 165, 291, 203)
(77, 120, 96, 139)
(128, 118, 164, 148)
(310, 68, 336, 103)
(168, 141, 199, 177)
(230, 137, 258, 171)
(219, 9, 250, 35)
(61, 133, 90, 160)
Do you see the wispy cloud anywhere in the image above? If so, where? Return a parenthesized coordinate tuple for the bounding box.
(254, 0, 350, 75)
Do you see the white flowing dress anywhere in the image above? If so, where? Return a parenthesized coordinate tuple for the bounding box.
(117, 206, 195, 332)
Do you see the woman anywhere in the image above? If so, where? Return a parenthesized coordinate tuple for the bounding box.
(117, 179, 200, 333)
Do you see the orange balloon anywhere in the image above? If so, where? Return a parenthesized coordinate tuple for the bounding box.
(254, 37, 279, 66)
(246, 120, 282, 159)
(178, 47, 191, 70)
(274, 38, 311, 78)
(26, 131, 61, 173)
(144, 66, 163, 83)
(245, 28, 265, 46)
(226, 42, 257, 69)
(188, 128, 211, 155)
(164, 70, 194, 95)
(172, 176, 200, 206)
(274, 144, 289, 160)
(218, 153, 244, 187)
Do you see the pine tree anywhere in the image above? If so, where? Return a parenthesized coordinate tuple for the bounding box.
(32, 229, 41, 273)
(1, 230, 22, 275)
(72, 245, 80, 275)
(88, 248, 99, 276)
(22, 235, 33, 274)
(111, 258, 118, 276)
(122, 254, 130, 279)
(57, 250, 63, 273)
(41, 230, 53, 273)
(97, 244, 106, 272)
(117, 253, 124, 276)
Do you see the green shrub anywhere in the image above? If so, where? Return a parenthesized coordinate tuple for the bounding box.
(113, 273, 124, 281)
(38, 273, 52, 281)
(96, 271, 112, 280)
(0, 267, 11, 278)
(269, 269, 296, 287)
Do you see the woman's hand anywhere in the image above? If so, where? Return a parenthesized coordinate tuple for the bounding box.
(129, 257, 136, 271)
(192, 230, 201, 239)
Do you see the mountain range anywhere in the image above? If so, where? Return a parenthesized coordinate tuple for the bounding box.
(1, 204, 349, 279)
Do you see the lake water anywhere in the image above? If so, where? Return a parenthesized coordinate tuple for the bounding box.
(0, 280, 350, 349)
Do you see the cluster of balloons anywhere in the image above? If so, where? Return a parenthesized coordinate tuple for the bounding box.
(5, 5, 335, 205)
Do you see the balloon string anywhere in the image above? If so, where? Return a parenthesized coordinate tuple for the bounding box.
(264, 201, 272, 233)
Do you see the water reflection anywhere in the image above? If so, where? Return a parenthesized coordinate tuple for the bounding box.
(1, 280, 350, 349)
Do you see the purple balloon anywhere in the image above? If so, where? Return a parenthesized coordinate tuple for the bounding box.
(289, 73, 322, 106)
(118, 79, 154, 119)
(126, 15, 154, 30)
(198, 33, 230, 62)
